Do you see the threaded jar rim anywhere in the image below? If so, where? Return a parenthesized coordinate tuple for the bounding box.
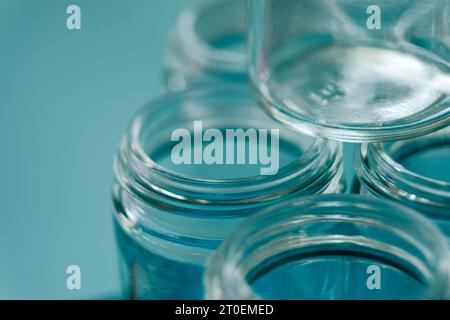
(114, 85, 343, 213)
(204, 194, 449, 299)
(355, 127, 450, 215)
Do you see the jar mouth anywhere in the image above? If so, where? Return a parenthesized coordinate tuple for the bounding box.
(114, 85, 343, 210)
(167, 0, 247, 75)
(356, 127, 450, 212)
(205, 195, 449, 300)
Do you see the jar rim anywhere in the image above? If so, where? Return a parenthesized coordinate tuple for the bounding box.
(204, 194, 449, 299)
(114, 85, 343, 209)
(167, 0, 247, 74)
(355, 128, 450, 210)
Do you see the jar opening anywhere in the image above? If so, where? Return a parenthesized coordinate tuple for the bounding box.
(136, 94, 314, 181)
(115, 86, 343, 209)
(205, 195, 449, 299)
(247, 244, 428, 300)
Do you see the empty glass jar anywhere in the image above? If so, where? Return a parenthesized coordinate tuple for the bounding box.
(248, 0, 450, 141)
(164, 0, 247, 91)
(205, 195, 450, 299)
(355, 127, 450, 241)
(112, 85, 344, 299)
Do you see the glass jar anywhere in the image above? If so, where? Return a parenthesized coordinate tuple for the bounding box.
(355, 127, 450, 240)
(205, 195, 450, 299)
(248, 0, 450, 142)
(112, 85, 344, 299)
(164, 0, 247, 91)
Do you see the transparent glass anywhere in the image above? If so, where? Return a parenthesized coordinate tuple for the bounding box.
(205, 195, 450, 300)
(164, 0, 247, 91)
(249, 0, 450, 142)
(355, 127, 450, 241)
(112, 85, 344, 299)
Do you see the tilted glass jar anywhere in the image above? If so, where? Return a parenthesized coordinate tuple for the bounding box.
(112, 85, 344, 299)
(164, 0, 247, 91)
(205, 195, 450, 300)
(248, 0, 450, 142)
(355, 127, 450, 241)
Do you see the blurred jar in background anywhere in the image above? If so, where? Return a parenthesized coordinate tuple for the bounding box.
(112, 85, 344, 299)
(164, 0, 248, 91)
(205, 195, 450, 300)
(355, 127, 450, 242)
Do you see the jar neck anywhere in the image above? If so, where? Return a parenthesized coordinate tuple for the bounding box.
(114, 87, 344, 214)
(112, 86, 344, 262)
(115, 138, 342, 213)
(355, 130, 450, 217)
(205, 195, 449, 299)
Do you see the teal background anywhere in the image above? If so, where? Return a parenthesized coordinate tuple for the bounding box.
(0, 0, 357, 299)
(0, 0, 190, 299)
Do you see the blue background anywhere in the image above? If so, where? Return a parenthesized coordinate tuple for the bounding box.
(0, 0, 192, 299)
(0, 0, 356, 299)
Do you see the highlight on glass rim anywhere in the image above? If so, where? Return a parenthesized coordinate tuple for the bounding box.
(1, 0, 450, 309)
